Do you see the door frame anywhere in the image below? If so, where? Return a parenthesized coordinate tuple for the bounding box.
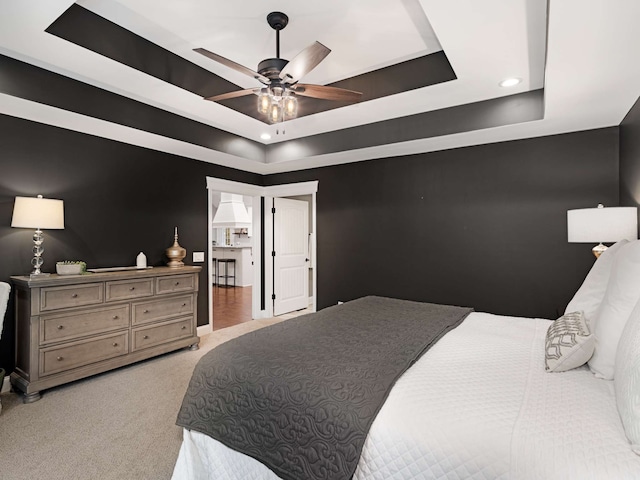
(203, 177, 318, 334)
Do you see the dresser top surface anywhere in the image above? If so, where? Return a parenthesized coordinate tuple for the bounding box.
(11, 266, 202, 288)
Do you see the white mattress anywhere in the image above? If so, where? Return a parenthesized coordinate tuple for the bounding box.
(172, 312, 640, 479)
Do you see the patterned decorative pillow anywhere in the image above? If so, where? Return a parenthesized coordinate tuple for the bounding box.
(545, 311, 595, 372)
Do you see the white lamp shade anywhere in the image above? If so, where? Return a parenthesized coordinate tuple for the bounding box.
(567, 206, 638, 243)
(212, 193, 251, 228)
(11, 196, 65, 229)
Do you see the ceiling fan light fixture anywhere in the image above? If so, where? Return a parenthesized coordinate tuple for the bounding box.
(284, 95, 298, 118)
(271, 86, 285, 98)
(270, 102, 282, 124)
(258, 90, 271, 115)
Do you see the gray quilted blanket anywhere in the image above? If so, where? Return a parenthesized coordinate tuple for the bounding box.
(176, 296, 473, 480)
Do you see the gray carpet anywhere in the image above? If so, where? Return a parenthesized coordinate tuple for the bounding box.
(0, 318, 284, 480)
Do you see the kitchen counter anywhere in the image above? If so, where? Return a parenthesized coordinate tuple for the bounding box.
(212, 247, 253, 286)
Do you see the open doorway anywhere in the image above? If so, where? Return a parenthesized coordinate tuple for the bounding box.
(205, 177, 318, 333)
(211, 192, 254, 330)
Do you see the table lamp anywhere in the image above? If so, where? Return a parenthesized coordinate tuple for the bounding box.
(567, 204, 638, 258)
(11, 195, 65, 276)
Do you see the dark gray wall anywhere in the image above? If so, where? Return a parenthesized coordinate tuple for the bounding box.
(620, 96, 640, 209)
(266, 128, 620, 318)
(0, 114, 623, 376)
(0, 114, 261, 372)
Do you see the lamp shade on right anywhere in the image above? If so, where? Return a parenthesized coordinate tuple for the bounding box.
(567, 205, 638, 243)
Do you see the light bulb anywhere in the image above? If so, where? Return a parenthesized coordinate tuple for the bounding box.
(258, 91, 271, 115)
(284, 95, 298, 118)
(270, 102, 282, 123)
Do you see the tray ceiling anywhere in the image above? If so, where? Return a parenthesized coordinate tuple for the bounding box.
(0, 0, 638, 174)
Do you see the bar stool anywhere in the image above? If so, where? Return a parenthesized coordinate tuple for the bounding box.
(217, 259, 236, 287)
(212, 257, 218, 285)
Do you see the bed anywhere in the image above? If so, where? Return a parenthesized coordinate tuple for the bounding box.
(172, 240, 640, 479)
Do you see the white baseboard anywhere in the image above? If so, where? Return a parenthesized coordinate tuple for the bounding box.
(197, 324, 213, 336)
(1, 375, 10, 394)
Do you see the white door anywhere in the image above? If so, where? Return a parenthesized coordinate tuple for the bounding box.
(273, 197, 309, 316)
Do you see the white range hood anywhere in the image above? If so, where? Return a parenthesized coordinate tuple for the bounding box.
(212, 193, 251, 228)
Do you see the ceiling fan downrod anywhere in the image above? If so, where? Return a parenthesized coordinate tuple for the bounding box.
(267, 11, 289, 59)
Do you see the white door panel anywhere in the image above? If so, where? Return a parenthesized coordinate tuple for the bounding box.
(274, 197, 309, 316)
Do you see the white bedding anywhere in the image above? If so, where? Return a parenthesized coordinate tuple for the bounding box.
(172, 312, 640, 479)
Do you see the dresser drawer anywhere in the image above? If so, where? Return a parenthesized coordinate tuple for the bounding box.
(132, 294, 194, 326)
(131, 317, 193, 352)
(156, 274, 195, 295)
(105, 278, 153, 301)
(39, 331, 128, 376)
(40, 304, 130, 345)
(40, 283, 104, 311)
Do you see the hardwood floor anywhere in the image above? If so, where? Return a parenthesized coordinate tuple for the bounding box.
(212, 285, 253, 331)
(212, 284, 314, 330)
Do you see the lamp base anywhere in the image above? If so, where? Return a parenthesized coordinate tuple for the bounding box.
(592, 242, 608, 259)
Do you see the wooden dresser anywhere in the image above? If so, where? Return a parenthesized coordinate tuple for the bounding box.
(10, 266, 201, 403)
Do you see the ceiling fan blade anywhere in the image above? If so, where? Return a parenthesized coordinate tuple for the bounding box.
(279, 41, 331, 84)
(294, 84, 362, 102)
(194, 48, 270, 84)
(204, 88, 260, 102)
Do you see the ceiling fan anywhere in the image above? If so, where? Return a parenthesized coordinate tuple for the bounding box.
(194, 11, 362, 123)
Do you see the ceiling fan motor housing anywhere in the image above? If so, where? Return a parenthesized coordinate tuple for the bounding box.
(257, 58, 289, 81)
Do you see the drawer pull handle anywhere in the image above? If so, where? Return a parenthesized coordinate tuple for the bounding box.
(57, 356, 64, 361)
(129, 287, 135, 291)
(182, 303, 187, 307)
(181, 325, 187, 330)
(113, 342, 118, 347)
(57, 325, 64, 330)
(112, 315, 119, 320)
(72, 294, 78, 298)
(143, 309, 149, 314)
(175, 281, 180, 286)
(143, 335, 149, 339)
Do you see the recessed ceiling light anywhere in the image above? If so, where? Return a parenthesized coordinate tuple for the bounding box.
(260, 133, 271, 140)
(499, 77, 522, 88)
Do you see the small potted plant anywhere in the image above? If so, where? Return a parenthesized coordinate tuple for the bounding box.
(56, 261, 87, 276)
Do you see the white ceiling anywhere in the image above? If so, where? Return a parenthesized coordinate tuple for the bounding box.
(0, 0, 639, 174)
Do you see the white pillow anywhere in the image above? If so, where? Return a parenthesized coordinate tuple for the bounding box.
(615, 296, 640, 454)
(545, 311, 595, 372)
(565, 239, 628, 328)
(588, 240, 640, 380)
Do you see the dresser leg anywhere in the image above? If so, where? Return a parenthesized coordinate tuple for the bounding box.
(188, 343, 199, 351)
(23, 391, 41, 403)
